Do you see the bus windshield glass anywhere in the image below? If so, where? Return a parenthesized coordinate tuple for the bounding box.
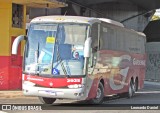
(24, 23, 88, 76)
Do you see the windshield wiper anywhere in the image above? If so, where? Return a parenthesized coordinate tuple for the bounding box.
(57, 47, 68, 75)
(52, 24, 69, 77)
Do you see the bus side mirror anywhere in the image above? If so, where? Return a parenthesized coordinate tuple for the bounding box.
(84, 37, 92, 57)
(12, 35, 26, 55)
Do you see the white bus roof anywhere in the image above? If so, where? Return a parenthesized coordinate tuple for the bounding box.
(31, 16, 124, 27)
(30, 16, 145, 37)
(31, 15, 101, 25)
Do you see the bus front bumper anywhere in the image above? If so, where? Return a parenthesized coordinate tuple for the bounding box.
(23, 83, 87, 100)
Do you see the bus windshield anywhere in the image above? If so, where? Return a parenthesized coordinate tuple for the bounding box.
(24, 23, 88, 76)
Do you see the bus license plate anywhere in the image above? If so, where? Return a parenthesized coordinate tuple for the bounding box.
(39, 90, 56, 96)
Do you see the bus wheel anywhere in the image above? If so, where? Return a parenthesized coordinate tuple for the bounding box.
(128, 80, 135, 98)
(89, 82, 104, 104)
(135, 78, 138, 92)
(38, 97, 56, 104)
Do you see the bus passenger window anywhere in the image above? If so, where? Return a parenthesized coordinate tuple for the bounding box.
(91, 23, 98, 53)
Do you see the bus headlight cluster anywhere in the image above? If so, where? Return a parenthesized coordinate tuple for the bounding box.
(68, 84, 84, 88)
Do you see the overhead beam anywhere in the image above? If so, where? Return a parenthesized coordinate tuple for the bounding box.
(83, 0, 118, 5)
(12, 0, 67, 8)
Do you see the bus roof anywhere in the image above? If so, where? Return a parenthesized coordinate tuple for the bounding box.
(99, 18, 124, 27)
(30, 16, 145, 37)
(31, 15, 101, 25)
(30, 16, 124, 27)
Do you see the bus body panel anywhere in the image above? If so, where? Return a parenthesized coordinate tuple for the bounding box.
(87, 50, 146, 99)
(23, 75, 83, 88)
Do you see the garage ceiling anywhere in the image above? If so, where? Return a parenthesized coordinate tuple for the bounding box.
(69, 0, 160, 10)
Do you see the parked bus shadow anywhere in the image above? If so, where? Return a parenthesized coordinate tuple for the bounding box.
(51, 93, 141, 107)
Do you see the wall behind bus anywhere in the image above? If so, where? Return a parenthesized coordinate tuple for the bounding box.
(146, 42, 160, 81)
(0, 3, 11, 90)
(0, 1, 26, 90)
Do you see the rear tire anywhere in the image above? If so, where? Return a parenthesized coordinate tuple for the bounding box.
(127, 80, 135, 98)
(89, 82, 104, 104)
(38, 97, 56, 104)
(135, 78, 138, 92)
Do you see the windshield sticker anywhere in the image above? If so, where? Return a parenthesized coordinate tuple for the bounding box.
(46, 37, 55, 44)
(52, 68, 59, 75)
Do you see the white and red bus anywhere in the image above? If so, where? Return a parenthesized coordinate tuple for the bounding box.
(12, 16, 146, 104)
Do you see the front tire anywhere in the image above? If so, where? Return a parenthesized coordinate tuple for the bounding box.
(89, 82, 104, 104)
(38, 97, 56, 104)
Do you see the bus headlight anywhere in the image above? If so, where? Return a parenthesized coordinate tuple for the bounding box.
(68, 84, 84, 88)
(23, 81, 36, 86)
